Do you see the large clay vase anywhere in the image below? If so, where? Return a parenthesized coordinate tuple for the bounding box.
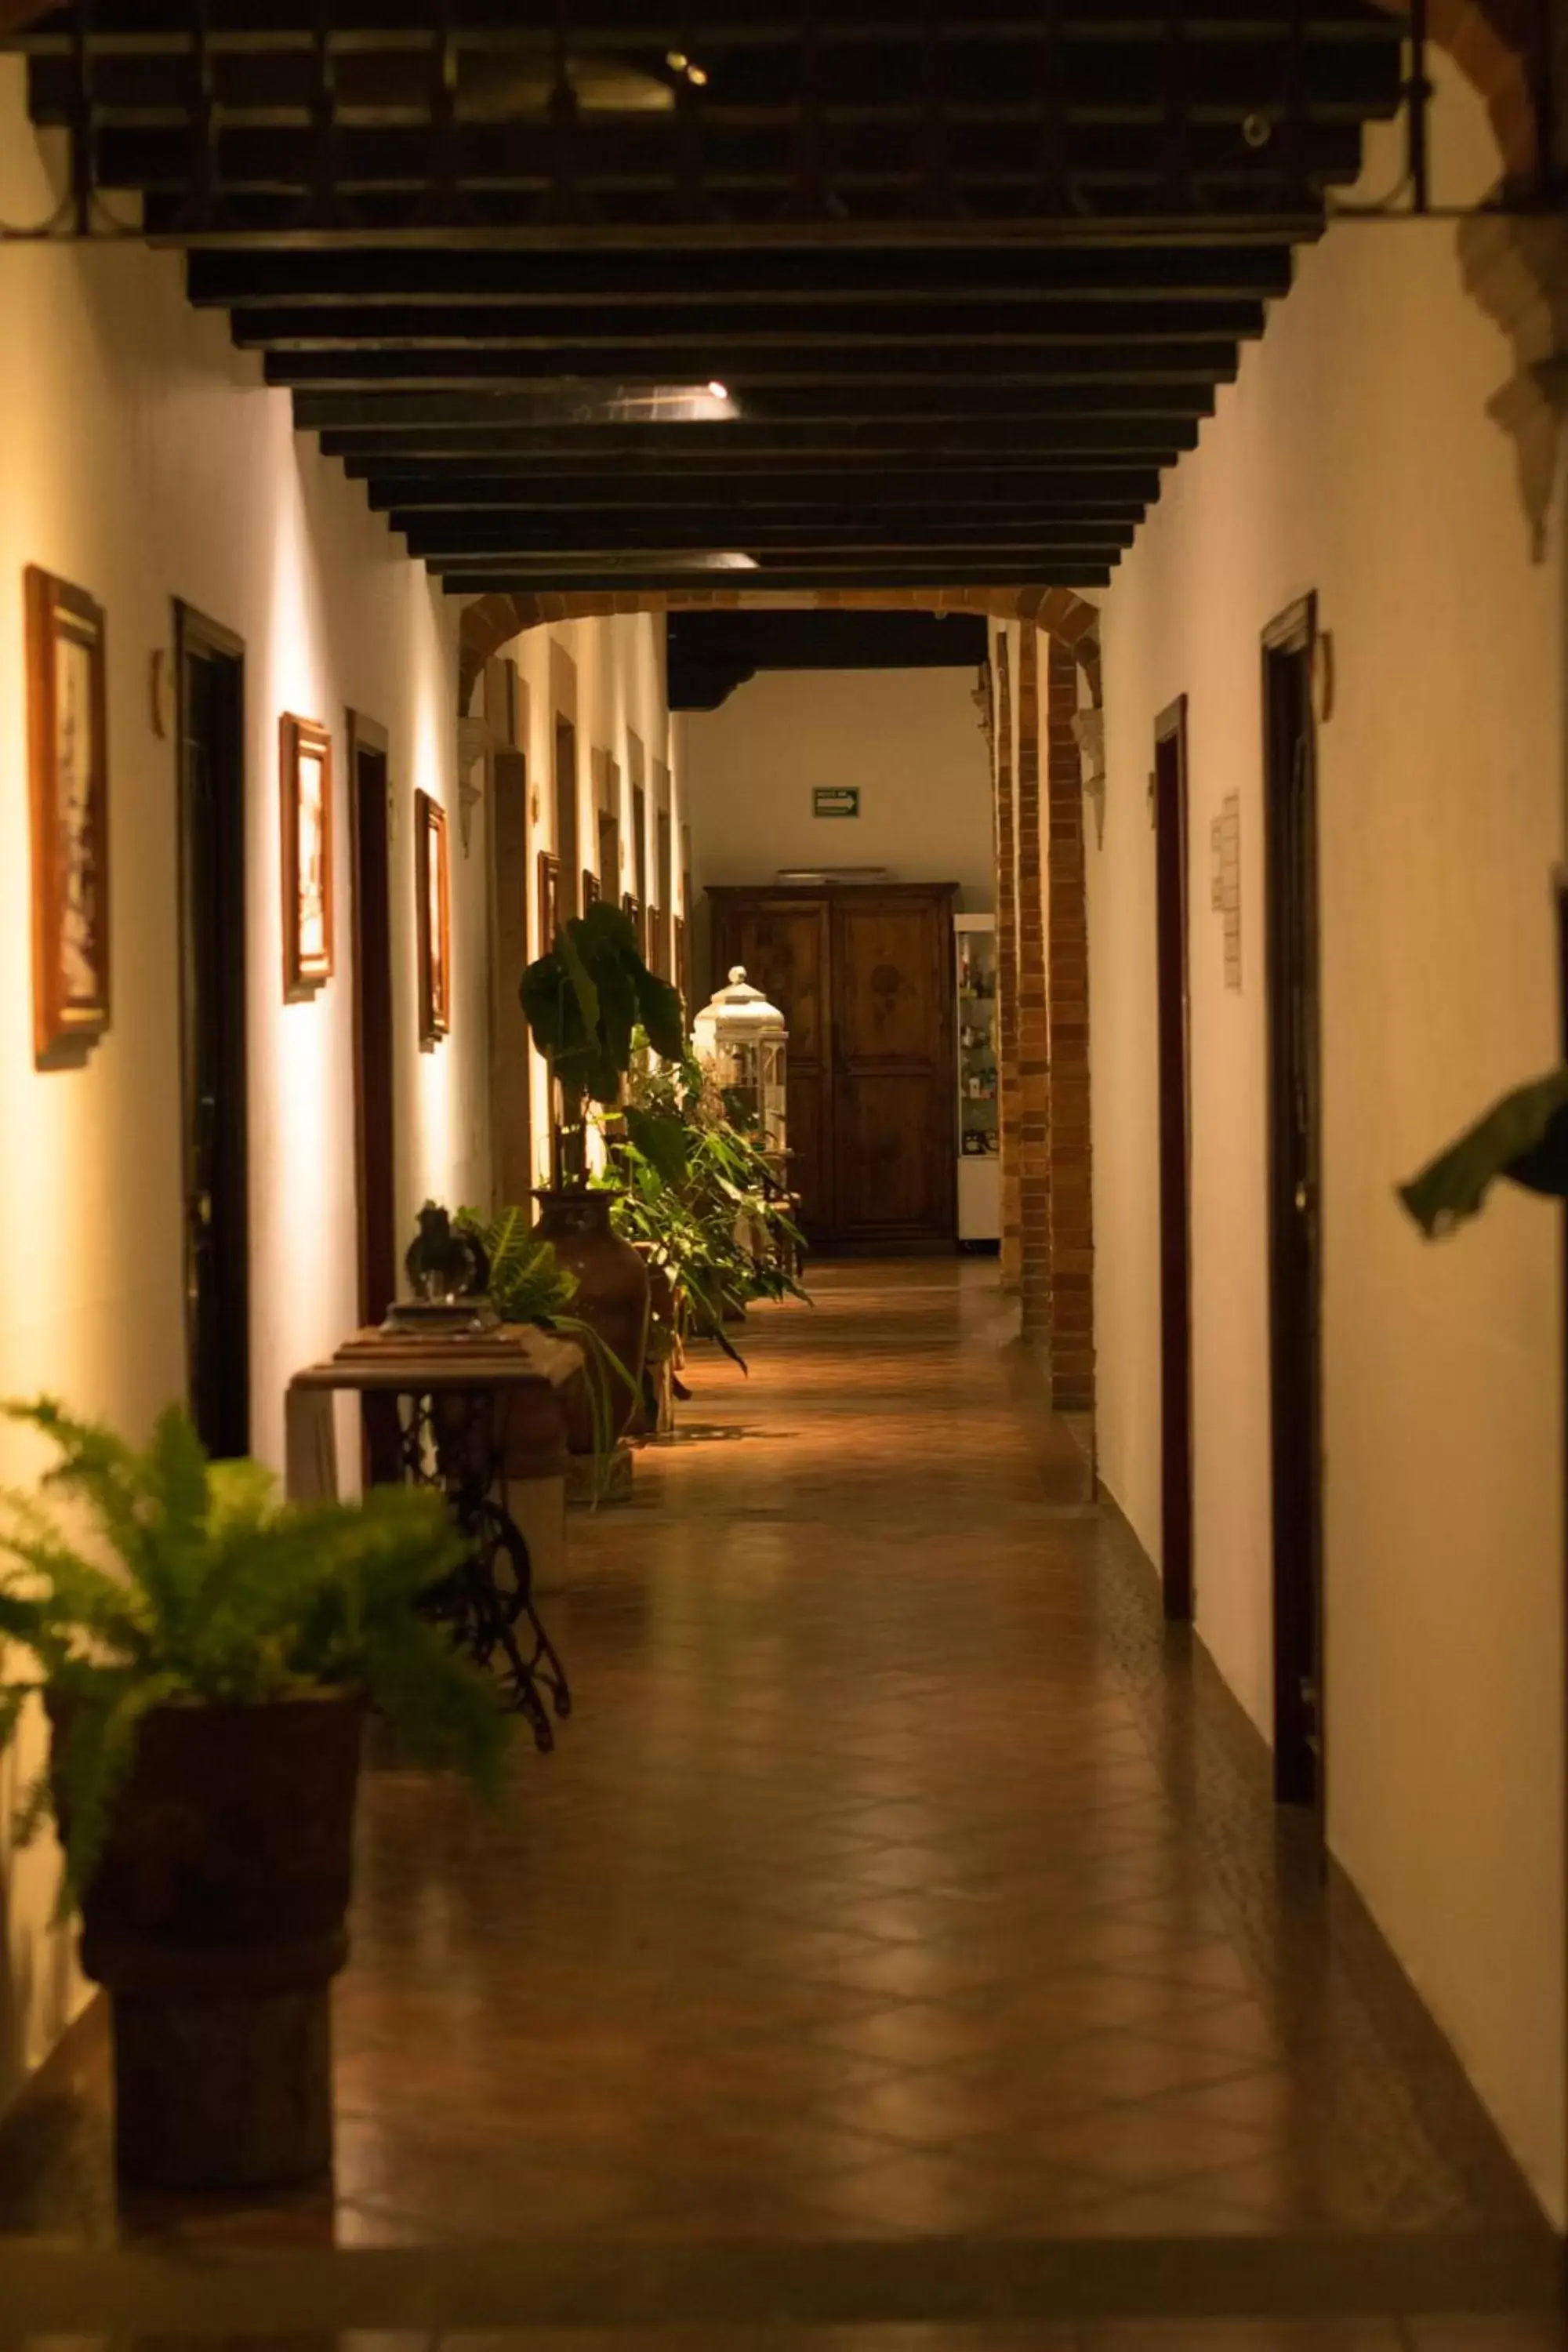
(50, 1693, 362, 2190)
(533, 1188, 650, 1450)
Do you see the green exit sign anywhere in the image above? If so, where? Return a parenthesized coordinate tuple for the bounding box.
(814, 787, 860, 818)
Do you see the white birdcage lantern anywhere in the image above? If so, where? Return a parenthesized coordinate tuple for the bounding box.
(694, 965, 789, 1167)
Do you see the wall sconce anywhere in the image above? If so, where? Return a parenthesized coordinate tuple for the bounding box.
(1073, 707, 1107, 848)
(456, 714, 491, 857)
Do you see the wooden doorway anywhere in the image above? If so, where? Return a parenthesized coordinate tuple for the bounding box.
(348, 713, 397, 1330)
(708, 883, 956, 1250)
(1154, 695, 1194, 1625)
(554, 717, 579, 922)
(174, 602, 249, 1459)
(1263, 595, 1324, 1812)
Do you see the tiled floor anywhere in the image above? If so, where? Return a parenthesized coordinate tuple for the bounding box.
(0, 1261, 1560, 2346)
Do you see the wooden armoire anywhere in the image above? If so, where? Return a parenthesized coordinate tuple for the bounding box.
(708, 883, 957, 1251)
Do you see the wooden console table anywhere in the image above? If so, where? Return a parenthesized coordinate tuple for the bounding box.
(285, 1324, 583, 1751)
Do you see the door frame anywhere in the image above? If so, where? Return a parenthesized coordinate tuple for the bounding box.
(1153, 695, 1195, 1624)
(347, 708, 395, 1329)
(1261, 591, 1324, 1813)
(172, 597, 250, 1456)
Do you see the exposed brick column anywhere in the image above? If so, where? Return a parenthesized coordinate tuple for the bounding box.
(993, 637, 1022, 1290)
(1015, 628, 1051, 1345)
(1045, 637, 1094, 1412)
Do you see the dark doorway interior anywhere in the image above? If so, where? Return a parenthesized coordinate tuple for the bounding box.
(175, 602, 249, 1460)
(1262, 596, 1324, 1813)
(349, 713, 396, 1329)
(350, 713, 400, 1484)
(554, 717, 579, 922)
(1153, 696, 1194, 1625)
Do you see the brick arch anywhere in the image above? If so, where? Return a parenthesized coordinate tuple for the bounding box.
(1365, 0, 1539, 184)
(459, 583, 1102, 713)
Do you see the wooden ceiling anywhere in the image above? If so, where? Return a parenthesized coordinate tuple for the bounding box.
(8, 4, 1410, 596)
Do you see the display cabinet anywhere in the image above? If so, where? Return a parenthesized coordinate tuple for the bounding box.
(955, 913, 1000, 1248)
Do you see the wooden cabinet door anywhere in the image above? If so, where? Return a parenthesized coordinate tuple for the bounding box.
(709, 891, 833, 1240)
(830, 891, 956, 1248)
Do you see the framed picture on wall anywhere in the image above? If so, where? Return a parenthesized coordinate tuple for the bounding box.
(416, 789, 451, 1044)
(280, 711, 334, 996)
(582, 867, 601, 909)
(538, 848, 561, 953)
(622, 891, 643, 956)
(25, 565, 110, 1064)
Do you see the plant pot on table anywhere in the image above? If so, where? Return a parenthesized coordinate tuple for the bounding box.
(533, 1188, 649, 1451)
(49, 1691, 362, 2192)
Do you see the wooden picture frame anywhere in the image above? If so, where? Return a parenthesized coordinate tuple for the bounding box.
(25, 565, 109, 1062)
(582, 867, 601, 909)
(538, 848, 561, 952)
(416, 789, 451, 1044)
(280, 711, 334, 996)
(622, 891, 643, 956)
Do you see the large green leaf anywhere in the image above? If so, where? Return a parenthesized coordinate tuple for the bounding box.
(1399, 1065, 1568, 1236)
(519, 952, 578, 1059)
(557, 919, 602, 1047)
(625, 1105, 693, 1185)
(633, 964, 688, 1064)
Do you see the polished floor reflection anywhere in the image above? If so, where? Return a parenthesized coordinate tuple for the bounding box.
(0, 1263, 1559, 2344)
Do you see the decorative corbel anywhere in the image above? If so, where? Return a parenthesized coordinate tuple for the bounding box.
(456, 713, 492, 857)
(1073, 706, 1107, 849)
(1457, 212, 1568, 561)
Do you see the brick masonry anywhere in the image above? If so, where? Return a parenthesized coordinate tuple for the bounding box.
(993, 637, 1022, 1290)
(1015, 630, 1051, 1348)
(1044, 635, 1094, 1414)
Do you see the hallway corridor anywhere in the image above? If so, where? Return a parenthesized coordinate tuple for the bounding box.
(0, 1265, 1560, 2344)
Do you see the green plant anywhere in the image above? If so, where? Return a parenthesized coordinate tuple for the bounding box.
(604, 1043, 807, 1377)
(520, 903, 685, 1188)
(454, 1206, 578, 1323)
(1399, 1065, 1568, 1236)
(452, 1204, 639, 1502)
(0, 1398, 510, 1904)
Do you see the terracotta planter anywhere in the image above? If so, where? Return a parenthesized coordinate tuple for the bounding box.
(534, 1189, 650, 1450)
(50, 1693, 362, 2190)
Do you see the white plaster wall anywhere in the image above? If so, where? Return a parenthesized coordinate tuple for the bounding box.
(1089, 61, 1567, 2218)
(0, 65, 488, 2109)
(504, 613, 680, 1187)
(680, 664, 995, 986)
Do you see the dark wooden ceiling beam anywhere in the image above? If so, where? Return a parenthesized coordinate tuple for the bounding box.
(188, 244, 1297, 307)
(94, 121, 1369, 199)
(267, 343, 1241, 388)
(365, 472, 1157, 510)
(399, 519, 1139, 556)
(230, 298, 1268, 351)
(433, 564, 1115, 592)
(299, 387, 1208, 430)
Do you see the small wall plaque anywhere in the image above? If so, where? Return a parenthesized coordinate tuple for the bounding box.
(813, 786, 860, 819)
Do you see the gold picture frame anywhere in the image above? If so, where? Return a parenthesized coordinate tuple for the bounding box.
(25, 565, 110, 1064)
(416, 789, 451, 1044)
(280, 711, 334, 996)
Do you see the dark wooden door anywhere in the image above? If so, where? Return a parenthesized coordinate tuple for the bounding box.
(1154, 698, 1194, 1624)
(830, 890, 956, 1249)
(709, 891, 833, 1240)
(175, 603, 249, 1459)
(708, 884, 956, 1250)
(1263, 596, 1324, 1814)
(349, 714, 396, 1327)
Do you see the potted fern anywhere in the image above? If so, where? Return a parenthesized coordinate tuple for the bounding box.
(0, 1397, 508, 2193)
